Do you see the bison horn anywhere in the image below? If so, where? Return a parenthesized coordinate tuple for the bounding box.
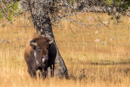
(45, 34, 53, 44)
(49, 40, 53, 44)
(30, 41, 37, 47)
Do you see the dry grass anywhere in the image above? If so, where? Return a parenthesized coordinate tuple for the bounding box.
(0, 13, 130, 87)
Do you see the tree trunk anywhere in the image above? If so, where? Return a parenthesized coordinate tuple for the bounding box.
(26, 0, 69, 78)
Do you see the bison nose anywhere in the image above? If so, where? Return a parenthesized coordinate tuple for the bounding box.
(42, 58, 45, 63)
(41, 57, 48, 63)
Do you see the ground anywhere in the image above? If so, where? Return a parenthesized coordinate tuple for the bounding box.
(0, 12, 130, 87)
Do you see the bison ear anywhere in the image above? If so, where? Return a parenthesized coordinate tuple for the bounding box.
(30, 41, 37, 49)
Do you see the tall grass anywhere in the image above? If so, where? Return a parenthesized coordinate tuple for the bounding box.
(0, 13, 130, 87)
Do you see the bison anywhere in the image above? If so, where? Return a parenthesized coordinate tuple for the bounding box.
(24, 33, 57, 78)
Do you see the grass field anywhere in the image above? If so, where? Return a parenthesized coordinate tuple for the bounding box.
(0, 12, 130, 87)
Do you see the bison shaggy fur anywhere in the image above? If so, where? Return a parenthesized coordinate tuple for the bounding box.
(24, 33, 57, 78)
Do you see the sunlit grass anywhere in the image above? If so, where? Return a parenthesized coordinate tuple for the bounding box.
(0, 13, 130, 87)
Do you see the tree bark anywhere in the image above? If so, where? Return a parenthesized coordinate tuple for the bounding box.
(24, 0, 68, 78)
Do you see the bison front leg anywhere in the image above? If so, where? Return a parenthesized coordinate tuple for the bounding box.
(38, 70, 47, 79)
(39, 70, 48, 79)
(42, 70, 48, 79)
(38, 70, 43, 78)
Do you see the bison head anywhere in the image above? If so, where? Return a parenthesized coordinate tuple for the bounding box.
(30, 35, 53, 67)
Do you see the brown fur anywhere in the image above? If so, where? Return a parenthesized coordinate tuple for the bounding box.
(24, 33, 57, 78)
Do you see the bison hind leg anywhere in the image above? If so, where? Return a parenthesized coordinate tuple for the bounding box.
(38, 70, 48, 79)
(50, 64, 55, 77)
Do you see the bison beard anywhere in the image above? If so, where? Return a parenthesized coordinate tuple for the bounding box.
(24, 34, 57, 79)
